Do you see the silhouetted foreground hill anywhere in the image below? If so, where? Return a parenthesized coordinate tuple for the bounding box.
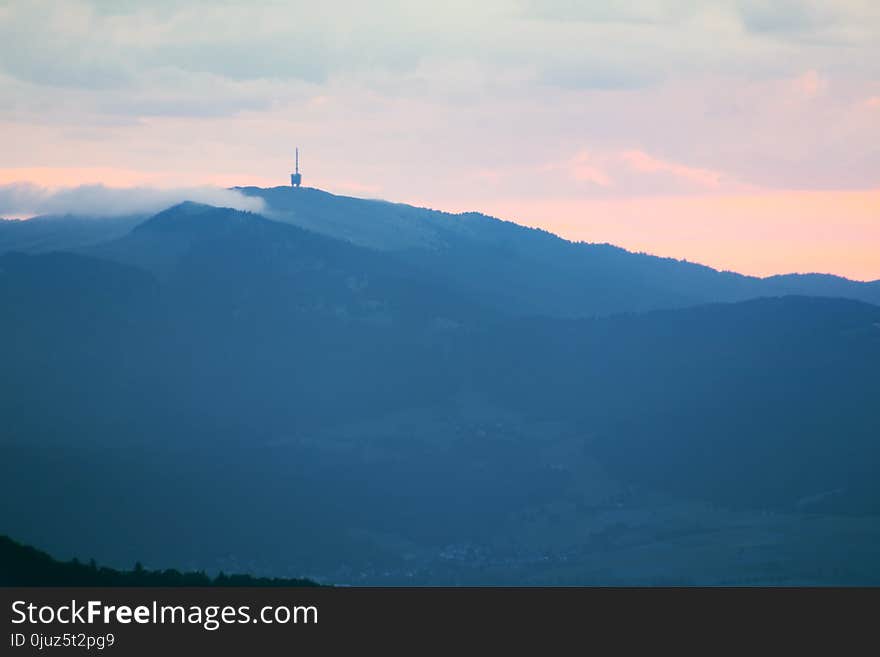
(0, 535, 319, 587)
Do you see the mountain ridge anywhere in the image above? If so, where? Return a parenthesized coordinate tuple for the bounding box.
(237, 187, 880, 315)
(2, 189, 877, 319)
(238, 185, 879, 282)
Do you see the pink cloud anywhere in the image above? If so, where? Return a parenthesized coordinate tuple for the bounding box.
(791, 70, 828, 99)
(536, 151, 612, 187)
(567, 151, 613, 187)
(0, 167, 278, 189)
(0, 167, 166, 188)
(618, 150, 723, 188)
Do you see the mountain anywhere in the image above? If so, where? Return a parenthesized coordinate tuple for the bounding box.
(3, 188, 877, 318)
(0, 213, 145, 253)
(237, 186, 880, 316)
(3, 203, 494, 446)
(85, 201, 490, 325)
(2, 201, 879, 583)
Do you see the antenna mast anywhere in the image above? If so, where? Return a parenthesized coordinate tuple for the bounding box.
(291, 147, 302, 187)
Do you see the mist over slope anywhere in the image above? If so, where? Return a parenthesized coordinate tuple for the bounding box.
(0, 182, 264, 218)
(2, 199, 879, 584)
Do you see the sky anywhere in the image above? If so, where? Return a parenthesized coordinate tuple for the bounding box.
(1, 0, 878, 280)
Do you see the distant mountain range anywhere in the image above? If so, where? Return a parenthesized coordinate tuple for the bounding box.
(2, 188, 878, 584)
(3, 187, 878, 318)
(0, 212, 146, 253)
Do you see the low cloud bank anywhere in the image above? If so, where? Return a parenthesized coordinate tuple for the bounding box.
(0, 183, 265, 218)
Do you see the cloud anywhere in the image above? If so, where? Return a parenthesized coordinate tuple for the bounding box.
(522, 0, 690, 25)
(564, 151, 613, 187)
(536, 148, 733, 193)
(0, 182, 265, 218)
(4, 0, 877, 106)
(790, 70, 828, 98)
(737, 0, 830, 34)
(618, 150, 725, 188)
(537, 63, 652, 91)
